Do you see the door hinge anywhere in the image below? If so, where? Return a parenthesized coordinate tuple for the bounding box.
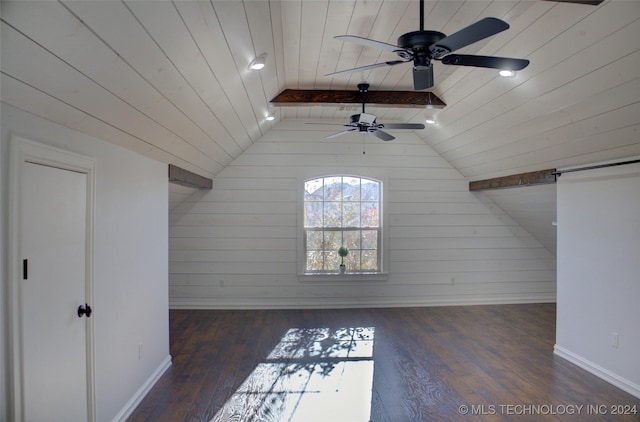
(23, 259, 28, 280)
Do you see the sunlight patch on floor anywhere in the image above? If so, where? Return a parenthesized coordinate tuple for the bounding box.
(211, 327, 375, 422)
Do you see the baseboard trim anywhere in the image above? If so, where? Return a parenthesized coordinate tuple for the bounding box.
(112, 355, 172, 422)
(170, 295, 556, 310)
(554, 345, 640, 399)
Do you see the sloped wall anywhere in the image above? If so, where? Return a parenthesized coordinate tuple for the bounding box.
(169, 120, 556, 309)
(482, 184, 557, 255)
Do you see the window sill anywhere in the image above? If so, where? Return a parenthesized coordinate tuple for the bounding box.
(298, 272, 388, 282)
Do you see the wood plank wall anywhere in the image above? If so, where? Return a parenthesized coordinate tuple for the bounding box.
(168, 121, 556, 309)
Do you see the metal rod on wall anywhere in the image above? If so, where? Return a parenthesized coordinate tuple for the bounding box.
(553, 159, 640, 176)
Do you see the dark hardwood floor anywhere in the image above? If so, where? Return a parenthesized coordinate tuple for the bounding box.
(128, 304, 639, 421)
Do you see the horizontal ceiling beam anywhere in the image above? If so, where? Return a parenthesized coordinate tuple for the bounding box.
(270, 89, 446, 109)
(469, 168, 557, 191)
(169, 164, 212, 189)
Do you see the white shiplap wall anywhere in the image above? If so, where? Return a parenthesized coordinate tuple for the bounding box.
(169, 120, 555, 309)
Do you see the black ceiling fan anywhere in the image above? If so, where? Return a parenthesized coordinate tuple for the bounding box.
(326, 0, 530, 90)
(306, 83, 425, 142)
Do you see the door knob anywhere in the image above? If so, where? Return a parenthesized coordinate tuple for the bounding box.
(77, 304, 92, 318)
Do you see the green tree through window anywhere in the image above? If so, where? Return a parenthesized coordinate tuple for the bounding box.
(304, 176, 381, 273)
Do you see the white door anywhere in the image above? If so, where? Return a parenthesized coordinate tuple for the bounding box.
(21, 161, 90, 421)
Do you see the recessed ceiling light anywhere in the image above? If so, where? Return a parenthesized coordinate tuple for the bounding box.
(249, 53, 267, 71)
(265, 115, 275, 121)
(499, 69, 515, 78)
(425, 118, 436, 125)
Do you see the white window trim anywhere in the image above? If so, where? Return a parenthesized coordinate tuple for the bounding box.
(297, 173, 389, 280)
(297, 272, 389, 282)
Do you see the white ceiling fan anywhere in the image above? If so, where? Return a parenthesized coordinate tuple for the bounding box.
(306, 83, 425, 142)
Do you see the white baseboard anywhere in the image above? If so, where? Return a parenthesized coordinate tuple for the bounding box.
(170, 294, 556, 310)
(554, 345, 640, 399)
(112, 355, 172, 422)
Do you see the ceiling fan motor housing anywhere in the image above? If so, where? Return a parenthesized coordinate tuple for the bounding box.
(350, 112, 377, 126)
(398, 31, 446, 52)
(397, 31, 447, 72)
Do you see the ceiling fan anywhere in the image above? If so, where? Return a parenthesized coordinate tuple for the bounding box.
(306, 83, 425, 142)
(326, 0, 530, 90)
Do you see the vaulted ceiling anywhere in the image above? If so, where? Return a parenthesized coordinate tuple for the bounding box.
(2, 0, 639, 253)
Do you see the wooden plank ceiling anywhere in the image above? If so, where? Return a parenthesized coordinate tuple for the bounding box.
(1, 0, 639, 252)
(2, 0, 639, 180)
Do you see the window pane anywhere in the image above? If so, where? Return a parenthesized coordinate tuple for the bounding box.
(343, 230, 361, 250)
(343, 202, 360, 227)
(361, 250, 378, 270)
(324, 231, 342, 252)
(361, 202, 379, 227)
(323, 202, 342, 227)
(361, 179, 379, 201)
(304, 178, 324, 201)
(324, 250, 339, 271)
(342, 177, 361, 201)
(324, 177, 342, 201)
(306, 230, 323, 250)
(306, 251, 323, 271)
(362, 230, 378, 250)
(304, 202, 323, 228)
(345, 251, 361, 271)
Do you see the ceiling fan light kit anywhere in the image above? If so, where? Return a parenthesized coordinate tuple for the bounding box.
(499, 69, 516, 78)
(326, 0, 529, 90)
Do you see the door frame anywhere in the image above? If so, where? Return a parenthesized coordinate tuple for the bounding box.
(8, 135, 96, 422)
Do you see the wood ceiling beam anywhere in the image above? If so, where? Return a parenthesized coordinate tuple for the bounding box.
(270, 89, 446, 109)
(469, 168, 557, 191)
(169, 164, 212, 189)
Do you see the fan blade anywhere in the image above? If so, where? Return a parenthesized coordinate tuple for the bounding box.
(326, 60, 407, 77)
(306, 122, 351, 126)
(334, 35, 405, 54)
(413, 65, 434, 90)
(325, 129, 357, 139)
(441, 54, 529, 70)
(381, 123, 426, 130)
(371, 129, 395, 142)
(430, 17, 509, 58)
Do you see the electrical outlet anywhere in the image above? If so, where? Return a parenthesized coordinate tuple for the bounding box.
(138, 343, 144, 360)
(611, 332, 619, 349)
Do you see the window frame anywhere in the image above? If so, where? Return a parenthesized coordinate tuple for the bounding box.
(298, 174, 388, 280)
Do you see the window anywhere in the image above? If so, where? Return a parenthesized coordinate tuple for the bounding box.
(303, 176, 381, 273)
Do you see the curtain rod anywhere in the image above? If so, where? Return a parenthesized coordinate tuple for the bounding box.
(552, 159, 640, 176)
